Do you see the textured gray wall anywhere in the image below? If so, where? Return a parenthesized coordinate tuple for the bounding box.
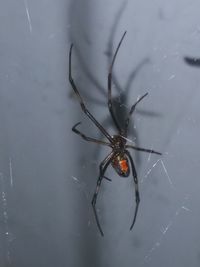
(0, 0, 199, 266)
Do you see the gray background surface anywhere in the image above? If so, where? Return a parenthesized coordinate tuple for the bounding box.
(0, 0, 199, 266)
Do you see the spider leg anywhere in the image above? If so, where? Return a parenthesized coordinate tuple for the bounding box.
(91, 152, 116, 236)
(125, 150, 140, 230)
(126, 145, 162, 155)
(72, 122, 111, 147)
(124, 93, 148, 136)
(108, 31, 126, 133)
(103, 175, 112, 182)
(69, 45, 113, 143)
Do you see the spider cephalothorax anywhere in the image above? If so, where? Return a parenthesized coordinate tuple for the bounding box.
(111, 135, 126, 150)
(69, 31, 162, 236)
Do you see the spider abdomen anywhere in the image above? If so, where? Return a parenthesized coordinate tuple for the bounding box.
(112, 154, 130, 177)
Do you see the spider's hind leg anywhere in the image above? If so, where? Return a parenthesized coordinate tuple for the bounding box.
(103, 175, 112, 182)
(91, 152, 115, 236)
(125, 150, 140, 230)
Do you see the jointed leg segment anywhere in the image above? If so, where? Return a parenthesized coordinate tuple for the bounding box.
(126, 145, 162, 155)
(108, 31, 127, 133)
(124, 93, 148, 136)
(91, 152, 116, 236)
(72, 122, 111, 147)
(69, 45, 113, 143)
(125, 150, 140, 230)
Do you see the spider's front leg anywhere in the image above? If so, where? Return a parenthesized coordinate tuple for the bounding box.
(69, 44, 113, 143)
(125, 150, 140, 230)
(124, 93, 148, 136)
(91, 152, 115, 236)
(107, 31, 126, 133)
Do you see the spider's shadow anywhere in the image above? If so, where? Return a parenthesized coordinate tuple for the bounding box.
(69, 2, 161, 167)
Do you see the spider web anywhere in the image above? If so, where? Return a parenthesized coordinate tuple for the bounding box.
(141, 156, 190, 265)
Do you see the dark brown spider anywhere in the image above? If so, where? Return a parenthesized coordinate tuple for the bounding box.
(69, 31, 161, 236)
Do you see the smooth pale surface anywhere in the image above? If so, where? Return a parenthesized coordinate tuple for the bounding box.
(0, 0, 199, 266)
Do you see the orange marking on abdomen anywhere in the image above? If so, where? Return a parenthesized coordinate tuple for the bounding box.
(119, 160, 128, 172)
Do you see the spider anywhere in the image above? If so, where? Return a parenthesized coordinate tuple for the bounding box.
(69, 31, 162, 236)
